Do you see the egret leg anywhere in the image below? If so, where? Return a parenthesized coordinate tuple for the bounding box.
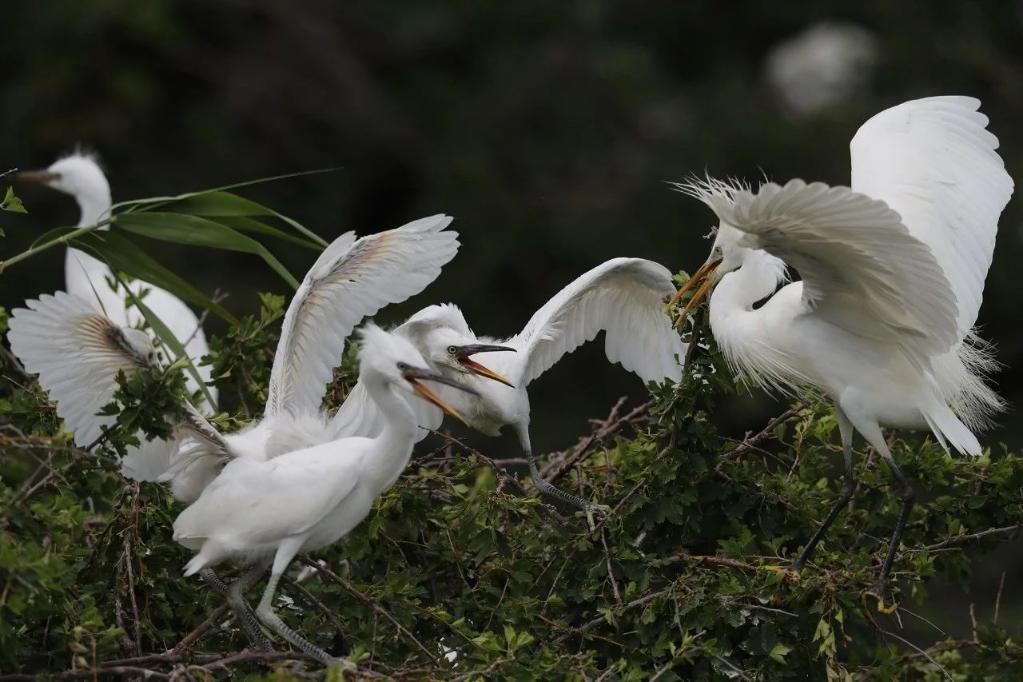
(517, 424, 609, 527)
(792, 408, 856, 570)
(255, 541, 346, 667)
(876, 452, 915, 590)
(846, 417, 915, 595)
(200, 567, 273, 651)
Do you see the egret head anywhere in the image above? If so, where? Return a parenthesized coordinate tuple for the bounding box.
(400, 304, 516, 387)
(357, 324, 479, 421)
(17, 152, 112, 226)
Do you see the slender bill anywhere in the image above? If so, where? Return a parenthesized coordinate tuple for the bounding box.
(672, 258, 722, 327)
(15, 170, 59, 184)
(453, 344, 516, 388)
(666, 257, 722, 311)
(403, 366, 479, 425)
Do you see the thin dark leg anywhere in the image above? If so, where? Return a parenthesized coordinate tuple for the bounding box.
(517, 423, 607, 527)
(200, 566, 273, 651)
(876, 453, 915, 589)
(792, 409, 855, 570)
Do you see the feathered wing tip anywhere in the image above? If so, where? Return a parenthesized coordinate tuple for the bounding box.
(934, 331, 1006, 432)
(119, 438, 175, 482)
(670, 174, 753, 221)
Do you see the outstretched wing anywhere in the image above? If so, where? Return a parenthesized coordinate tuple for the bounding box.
(8, 291, 151, 446)
(711, 179, 959, 367)
(850, 96, 1013, 339)
(266, 215, 459, 417)
(507, 258, 685, 387)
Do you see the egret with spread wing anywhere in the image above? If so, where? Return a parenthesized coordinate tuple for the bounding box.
(674, 96, 1012, 600)
(173, 325, 478, 665)
(330, 257, 686, 520)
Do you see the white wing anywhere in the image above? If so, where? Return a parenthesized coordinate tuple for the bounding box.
(265, 215, 459, 417)
(712, 179, 959, 366)
(507, 257, 686, 387)
(327, 379, 443, 443)
(850, 96, 1013, 339)
(8, 292, 151, 446)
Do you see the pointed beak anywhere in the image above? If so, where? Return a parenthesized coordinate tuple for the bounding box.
(403, 367, 479, 425)
(15, 169, 59, 185)
(452, 344, 516, 388)
(672, 257, 722, 327)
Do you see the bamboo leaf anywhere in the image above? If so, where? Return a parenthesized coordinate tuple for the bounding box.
(112, 212, 300, 289)
(70, 230, 237, 324)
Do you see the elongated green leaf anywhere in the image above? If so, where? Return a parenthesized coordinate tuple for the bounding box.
(115, 274, 217, 410)
(69, 230, 237, 324)
(113, 212, 300, 289)
(217, 216, 321, 250)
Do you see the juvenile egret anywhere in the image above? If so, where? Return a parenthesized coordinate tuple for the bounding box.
(164, 214, 462, 502)
(16, 153, 216, 480)
(674, 96, 1012, 595)
(331, 257, 687, 516)
(173, 324, 478, 665)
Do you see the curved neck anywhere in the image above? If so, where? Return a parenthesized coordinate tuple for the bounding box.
(361, 374, 418, 494)
(710, 250, 785, 319)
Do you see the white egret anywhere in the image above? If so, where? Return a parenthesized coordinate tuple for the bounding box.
(16, 153, 217, 479)
(330, 257, 687, 517)
(674, 96, 1012, 596)
(173, 324, 477, 665)
(163, 214, 463, 502)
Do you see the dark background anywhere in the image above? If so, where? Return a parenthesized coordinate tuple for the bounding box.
(2, 0, 1021, 637)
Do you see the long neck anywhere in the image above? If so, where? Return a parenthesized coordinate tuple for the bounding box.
(75, 187, 112, 228)
(361, 375, 418, 494)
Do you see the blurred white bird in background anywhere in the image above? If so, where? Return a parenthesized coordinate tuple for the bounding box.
(16, 153, 217, 480)
(17, 153, 216, 410)
(674, 96, 1012, 600)
(173, 324, 477, 665)
(765, 22, 878, 116)
(331, 257, 687, 520)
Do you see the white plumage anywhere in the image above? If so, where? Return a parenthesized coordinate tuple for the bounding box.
(162, 214, 460, 502)
(173, 324, 476, 664)
(330, 257, 686, 514)
(675, 96, 1012, 595)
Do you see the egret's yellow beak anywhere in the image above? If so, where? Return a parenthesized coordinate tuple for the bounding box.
(15, 169, 59, 184)
(453, 344, 516, 388)
(670, 257, 722, 327)
(402, 367, 479, 425)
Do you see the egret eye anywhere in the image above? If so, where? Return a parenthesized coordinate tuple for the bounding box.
(447, 345, 457, 355)
(397, 362, 409, 371)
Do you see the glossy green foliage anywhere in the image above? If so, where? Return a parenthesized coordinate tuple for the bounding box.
(0, 303, 1021, 679)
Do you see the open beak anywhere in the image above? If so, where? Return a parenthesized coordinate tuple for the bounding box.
(670, 257, 722, 327)
(453, 344, 516, 388)
(15, 169, 59, 184)
(403, 367, 479, 425)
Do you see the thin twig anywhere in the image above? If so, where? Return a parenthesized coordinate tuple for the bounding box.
(543, 398, 651, 484)
(920, 524, 1021, 551)
(302, 558, 439, 664)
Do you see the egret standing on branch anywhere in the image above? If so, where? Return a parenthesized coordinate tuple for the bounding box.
(173, 325, 478, 666)
(331, 257, 687, 519)
(673, 96, 1012, 601)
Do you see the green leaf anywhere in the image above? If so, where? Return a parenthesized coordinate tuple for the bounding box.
(1, 186, 26, 214)
(112, 212, 300, 289)
(217, 216, 322, 250)
(69, 230, 237, 324)
(115, 276, 216, 410)
(769, 643, 792, 664)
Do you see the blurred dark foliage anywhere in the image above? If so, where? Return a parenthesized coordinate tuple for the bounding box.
(1, 0, 1022, 669)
